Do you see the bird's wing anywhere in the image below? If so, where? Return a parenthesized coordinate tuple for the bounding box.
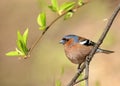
(79, 39, 96, 46)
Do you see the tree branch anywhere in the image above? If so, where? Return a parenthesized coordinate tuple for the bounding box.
(85, 58, 89, 86)
(73, 76, 88, 85)
(67, 3, 120, 86)
(67, 65, 86, 86)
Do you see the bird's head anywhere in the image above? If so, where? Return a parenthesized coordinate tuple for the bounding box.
(59, 34, 79, 45)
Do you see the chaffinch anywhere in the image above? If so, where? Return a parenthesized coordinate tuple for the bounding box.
(60, 34, 114, 66)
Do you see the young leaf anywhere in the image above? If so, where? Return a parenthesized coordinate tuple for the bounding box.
(55, 80, 61, 86)
(23, 28, 28, 46)
(60, 66, 64, 75)
(59, 2, 75, 14)
(17, 30, 28, 54)
(78, 73, 85, 86)
(17, 30, 28, 55)
(6, 29, 29, 57)
(17, 29, 29, 54)
(17, 31, 23, 43)
(17, 31, 24, 53)
(52, 0, 59, 9)
(48, 0, 59, 12)
(15, 48, 24, 55)
(37, 12, 46, 28)
(48, 6, 57, 12)
(64, 12, 73, 20)
(95, 80, 101, 86)
(78, 0, 84, 6)
(39, 26, 46, 30)
(6, 51, 20, 56)
(19, 40, 28, 54)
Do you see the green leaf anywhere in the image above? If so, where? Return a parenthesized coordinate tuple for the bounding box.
(23, 28, 28, 46)
(15, 48, 24, 55)
(48, 6, 58, 12)
(6, 29, 29, 57)
(17, 31, 23, 43)
(39, 26, 46, 30)
(59, 2, 75, 14)
(64, 12, 73, 20)
(49, 0, 59, 12)
(95, 80, 101, 86)
(52, 0, 59, 9)
(17, 31, 24, 53)
(78, 0, 84, 6)
(6, 51, 20, 56)
(60, 66, 64, 75)
(17, 30, 28, 55)
(55, 80, 61, 86)
(37, 12, 46, 27)
(19, 40, 28, 54)
(78, 73, 85, 86)
(78, 74, 83, 80)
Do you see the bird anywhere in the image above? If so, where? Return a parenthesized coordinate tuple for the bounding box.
(59, 34, 114, 68)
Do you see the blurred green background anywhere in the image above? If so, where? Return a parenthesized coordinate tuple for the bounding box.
(0, 0, 120, 86)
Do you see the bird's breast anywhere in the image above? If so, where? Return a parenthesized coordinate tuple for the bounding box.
(64, 44, 93, 64)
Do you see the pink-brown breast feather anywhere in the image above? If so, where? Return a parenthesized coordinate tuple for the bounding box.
(64, 39, 93, 64)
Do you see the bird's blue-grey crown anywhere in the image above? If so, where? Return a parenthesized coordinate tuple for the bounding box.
(59, 34, 79, 44)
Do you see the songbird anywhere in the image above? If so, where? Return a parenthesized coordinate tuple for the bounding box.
(60, 34, 114, 67)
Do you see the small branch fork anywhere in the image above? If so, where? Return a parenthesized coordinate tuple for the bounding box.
(67, 3, 120, 86)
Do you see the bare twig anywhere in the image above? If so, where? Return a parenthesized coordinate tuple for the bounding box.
(67, 65, 86, 86)
(85, 58, 89, 86)
(27, 1, 88, 57)
(67, 3, 120, 86)
(73, 76, 88, 85)
(27, 13, 65, 56)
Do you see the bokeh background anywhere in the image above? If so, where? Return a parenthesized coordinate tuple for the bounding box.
(0, 0, 120, 86)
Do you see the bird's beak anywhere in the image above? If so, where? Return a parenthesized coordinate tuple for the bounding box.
(59, 40, 65, 44)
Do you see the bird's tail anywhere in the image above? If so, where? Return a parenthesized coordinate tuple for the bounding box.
(97, 48, 114, 54)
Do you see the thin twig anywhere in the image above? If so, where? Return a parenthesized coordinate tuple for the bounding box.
(67, 65, 86, 86)
(67, 3, 120, 86)
(73, 76, 88, 85)
(27, 13, 65, 56)
(88, 3, 120, 62)
(27, 2, 88, 57)
(85, 58, 89, 86)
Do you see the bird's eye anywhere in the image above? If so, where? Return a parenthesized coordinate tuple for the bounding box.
(63, 38, 69, 41)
